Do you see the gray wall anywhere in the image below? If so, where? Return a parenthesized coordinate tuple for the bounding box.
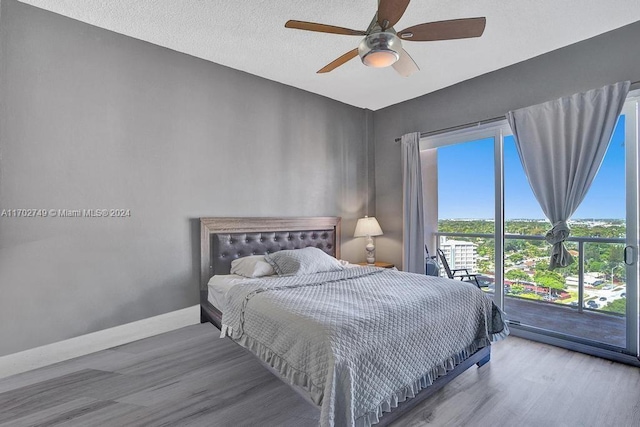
(0, 0, 372, 356)
(373, 21, 640, 269)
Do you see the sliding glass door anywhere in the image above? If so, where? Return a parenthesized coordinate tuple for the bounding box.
(503, 116, 633, 350)
(422, 92, 640, 360)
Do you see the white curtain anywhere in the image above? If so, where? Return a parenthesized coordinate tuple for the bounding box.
(506, 81, 630, 269)
(401, 132, 425, 274)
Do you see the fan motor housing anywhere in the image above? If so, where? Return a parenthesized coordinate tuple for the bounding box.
(358, 32, 402, 67)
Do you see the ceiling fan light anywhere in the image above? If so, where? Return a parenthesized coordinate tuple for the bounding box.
(362, 50, 399, 68)
(358, 32, 402, 68)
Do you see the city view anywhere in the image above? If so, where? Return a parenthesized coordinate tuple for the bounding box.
(434, 118, 629, 346)
(438, 219, 627, 315)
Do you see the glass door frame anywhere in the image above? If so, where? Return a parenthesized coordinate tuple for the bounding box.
(622, 94, 640, 359)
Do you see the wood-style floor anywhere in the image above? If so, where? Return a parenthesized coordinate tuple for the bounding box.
(1, 324, 639, 427)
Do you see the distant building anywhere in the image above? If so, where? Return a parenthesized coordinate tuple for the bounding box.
(566, 273, 604, 289)
(440, 239, 477, 274)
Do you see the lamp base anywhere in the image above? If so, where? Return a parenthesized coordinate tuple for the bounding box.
(365, 237, 375, 264)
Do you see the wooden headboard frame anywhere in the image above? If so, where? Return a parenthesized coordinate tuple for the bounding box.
(200, 216, 341, 288)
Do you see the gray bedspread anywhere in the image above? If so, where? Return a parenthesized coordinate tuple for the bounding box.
(220, 267, 508, 427)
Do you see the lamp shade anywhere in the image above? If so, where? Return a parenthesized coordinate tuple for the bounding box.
(354, 216, 383, 237)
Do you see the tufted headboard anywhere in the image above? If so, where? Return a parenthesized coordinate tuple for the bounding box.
(200, 217, 342, 291)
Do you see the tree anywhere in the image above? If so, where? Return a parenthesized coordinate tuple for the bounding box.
(510, 284, 525, 294)
(477, 260, 491, 273)
(534, 262, 549, 273)
(586, 260, 605, 273)
(509, 253, 525, 263)
(562, 260, 579, 276)
(608, 245, 624, 268)
(506, 269, 530, 282)
(505, 239, 525, 252)
(533, 270, 565, 291)
(524, 244, 544, 258)
(584, 243, 602, 261)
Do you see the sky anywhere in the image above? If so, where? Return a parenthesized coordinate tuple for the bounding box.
(438, 116, 626, 220)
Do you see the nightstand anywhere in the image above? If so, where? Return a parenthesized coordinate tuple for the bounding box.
(357, 261, 395, 269)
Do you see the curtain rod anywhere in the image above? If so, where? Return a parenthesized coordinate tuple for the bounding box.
(394, 116, 505, 143)
(394, 79, 640, 143)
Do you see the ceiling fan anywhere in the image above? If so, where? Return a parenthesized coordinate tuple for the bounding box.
(285, 0, 486, 77)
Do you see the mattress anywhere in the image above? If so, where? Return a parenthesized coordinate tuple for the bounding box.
(206, 274, 248, 312)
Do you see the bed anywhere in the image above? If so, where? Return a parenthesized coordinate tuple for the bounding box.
(200, 216, 507, 426)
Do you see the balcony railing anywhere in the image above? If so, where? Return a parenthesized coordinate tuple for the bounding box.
(435, 232, 626, 314)
(435, 232, 627, 347)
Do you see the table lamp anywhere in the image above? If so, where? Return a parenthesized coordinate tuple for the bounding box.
(354, 216, 383, 264)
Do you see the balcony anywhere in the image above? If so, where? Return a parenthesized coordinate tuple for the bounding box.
(486, 290, 625, 348)
(436, 232, 627, 348)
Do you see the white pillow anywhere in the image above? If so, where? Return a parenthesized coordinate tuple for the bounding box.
(264, 247, 344, 276)
(230, 255, 275, 278)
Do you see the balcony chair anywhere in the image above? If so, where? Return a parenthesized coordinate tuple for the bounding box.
(424, 245, 439, 276)
(436, 248, 485, 288)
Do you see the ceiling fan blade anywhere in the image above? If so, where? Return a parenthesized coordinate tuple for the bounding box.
(317, 49, 359, 73)
(398, 17, 486, 41)
(392, 49, 419, 77)
(377, 0, 411, 30)
(285, 20, 365, 36)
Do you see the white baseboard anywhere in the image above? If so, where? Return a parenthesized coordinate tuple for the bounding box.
(0, 305, 200, 379)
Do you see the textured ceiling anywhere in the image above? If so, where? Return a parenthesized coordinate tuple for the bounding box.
(17, 0, 640, 110)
